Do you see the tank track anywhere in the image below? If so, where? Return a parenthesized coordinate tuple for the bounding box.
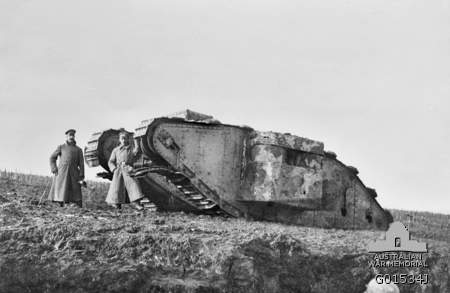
(85, 130, 227, 216)
(134, 119, 247, 218)
(131, 167, 228, 216)
(139, 197, 157, 211)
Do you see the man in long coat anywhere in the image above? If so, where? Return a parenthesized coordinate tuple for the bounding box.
(106, 131, 145, 210)
(48, 129, 85, 207)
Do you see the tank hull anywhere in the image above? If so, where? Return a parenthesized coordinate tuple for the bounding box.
(85, 110, 392, 230)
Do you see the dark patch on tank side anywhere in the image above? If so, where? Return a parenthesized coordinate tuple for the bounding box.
(239, 163, 269, 201)
(253, 165, 268, 186)
(280, 172, 305, 200)
(270, 146, 285, 158)
(321, 180, 341, 210)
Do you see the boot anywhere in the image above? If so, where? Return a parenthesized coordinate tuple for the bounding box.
(108, 203, 122, 209)
(131, 201, 144, 211)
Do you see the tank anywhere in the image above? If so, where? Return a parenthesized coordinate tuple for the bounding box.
(85, 110, 393, 230)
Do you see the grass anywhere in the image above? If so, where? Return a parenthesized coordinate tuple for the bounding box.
(0, 170, 449, 292)
(1, 169, 449, 240)
(0, 169, 110, 209)
(390, 209, 450, 243)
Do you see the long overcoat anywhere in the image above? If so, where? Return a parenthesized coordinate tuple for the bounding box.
(106, 144, 144, 204)
(48, 141, 84, 203)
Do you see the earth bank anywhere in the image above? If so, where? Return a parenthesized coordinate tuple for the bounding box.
(0, 174, 449, 292)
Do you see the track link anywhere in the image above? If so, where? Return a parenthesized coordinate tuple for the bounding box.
(153, 170, 228, 216)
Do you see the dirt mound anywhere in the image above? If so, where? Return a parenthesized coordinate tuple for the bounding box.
(0, 173, 449, 292)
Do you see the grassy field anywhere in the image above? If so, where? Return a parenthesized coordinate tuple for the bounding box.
(1, 170, 448, 241)
(390, 209, 450, 243)
(0, 170, 449, 292)
(0, 169, 110, 209)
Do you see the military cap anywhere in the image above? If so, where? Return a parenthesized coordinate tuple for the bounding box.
(65, 129, 76, 135)
(118, 130, 129, 137)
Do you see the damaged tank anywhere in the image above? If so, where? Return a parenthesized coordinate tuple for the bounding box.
(85, 110, 393, 230)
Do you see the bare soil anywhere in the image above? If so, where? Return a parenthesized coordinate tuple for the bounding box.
(0, 173, 449, 292)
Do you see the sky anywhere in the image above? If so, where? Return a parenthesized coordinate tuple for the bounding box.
(0, 0, 449, 214)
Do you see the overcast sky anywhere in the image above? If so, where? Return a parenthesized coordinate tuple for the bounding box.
(0, 0, 449, 213)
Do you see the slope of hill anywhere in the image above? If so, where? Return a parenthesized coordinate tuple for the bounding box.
(0, 171, 449, 292)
